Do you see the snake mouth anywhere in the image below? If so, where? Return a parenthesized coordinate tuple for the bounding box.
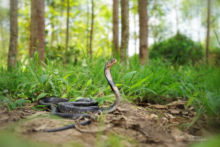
(106, 58, 117, 68)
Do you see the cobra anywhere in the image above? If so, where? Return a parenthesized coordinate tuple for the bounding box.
(38, 58, 120, 132)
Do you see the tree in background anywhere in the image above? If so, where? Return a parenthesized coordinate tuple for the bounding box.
(86, 0, 90, 57)
(8, 0, 18, 69)
(138, 0, 149, 65)
(120, 0, 129, 64)
(65, 0, 70, 53)
(112, 0, 119, 57)
(89, 0, 95, 58)
(206, 0, 211, 64)
(131, 0, 138, 54)
(30, 0, 45, 62)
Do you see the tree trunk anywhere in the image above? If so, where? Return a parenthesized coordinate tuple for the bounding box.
(113, 0, 119, 57)
(65, 0, 70, 53)
(86, 0, 90, 57)
(30, 0, 45, 62)
(138, 0, 149, 65)
(206, 0, 211, 64)
(8, 0, 18, 69)
(120, 0, 129, 64)
(134, 12, 137, 54)
(89, 0, 95, 58)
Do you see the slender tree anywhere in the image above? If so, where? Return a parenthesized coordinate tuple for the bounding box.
(30, 0, 45, 62)
(8, 0, 18, 69)
(206, 0, 211, 64)
(86, 0, 90, 57)
(133, 11, 137, 54)
(138, 0, 149, 65)
(89, 0, 95, 58)
(65, 0, 70, 53)
(113, 0, 119, 57)
(120, 0, 129, 64)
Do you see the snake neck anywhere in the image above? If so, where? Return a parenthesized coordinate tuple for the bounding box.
(102, 66, 120, 113)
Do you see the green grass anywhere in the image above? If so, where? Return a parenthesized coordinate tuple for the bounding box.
(0, 55, 220, 117)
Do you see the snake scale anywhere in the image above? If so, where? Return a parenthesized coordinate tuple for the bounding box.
(38, 59, 120, 132)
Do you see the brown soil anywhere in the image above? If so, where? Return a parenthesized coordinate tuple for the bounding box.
(0, 100, 207, 147)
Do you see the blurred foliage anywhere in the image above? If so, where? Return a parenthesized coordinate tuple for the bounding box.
(46, 45, 80, 64)
(210, 48, 220, 65)
(150, 33, 203, 65)
(44, 0, 112, 59)
(96, 133, 136, 147)
(0, 131, 50, 147)
(0, 130, 135, 147)
(0, 0, 112, 66)
(191, 135, 220, 147)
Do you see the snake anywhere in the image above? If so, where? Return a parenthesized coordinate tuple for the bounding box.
(38, 58, 120, 132)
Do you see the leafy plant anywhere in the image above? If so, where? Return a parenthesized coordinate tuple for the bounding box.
(150, 33, 203, 65)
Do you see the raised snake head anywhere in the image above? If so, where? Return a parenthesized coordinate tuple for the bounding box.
(105, 58, 117, 69)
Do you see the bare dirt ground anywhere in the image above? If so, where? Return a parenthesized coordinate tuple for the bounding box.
(0, 100, 209, 147)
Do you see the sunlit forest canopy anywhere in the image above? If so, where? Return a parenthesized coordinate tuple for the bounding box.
(0, 0, 220, 66)
(1, 0, 113, 65)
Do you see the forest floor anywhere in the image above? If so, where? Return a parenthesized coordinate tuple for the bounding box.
(0, 100, 215, 147)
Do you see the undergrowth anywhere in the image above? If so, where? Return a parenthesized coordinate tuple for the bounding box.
(150, 33, 203, 65)
(0, 55, 220, 117)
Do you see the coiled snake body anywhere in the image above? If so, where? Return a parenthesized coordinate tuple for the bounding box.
(38, 59, 120, 132)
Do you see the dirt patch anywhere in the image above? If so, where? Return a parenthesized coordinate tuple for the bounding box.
(0, 104, 36, 129)
(0, 101, 205, 147)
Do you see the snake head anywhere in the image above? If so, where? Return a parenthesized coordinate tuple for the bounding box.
(105, 58, 117, 69)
